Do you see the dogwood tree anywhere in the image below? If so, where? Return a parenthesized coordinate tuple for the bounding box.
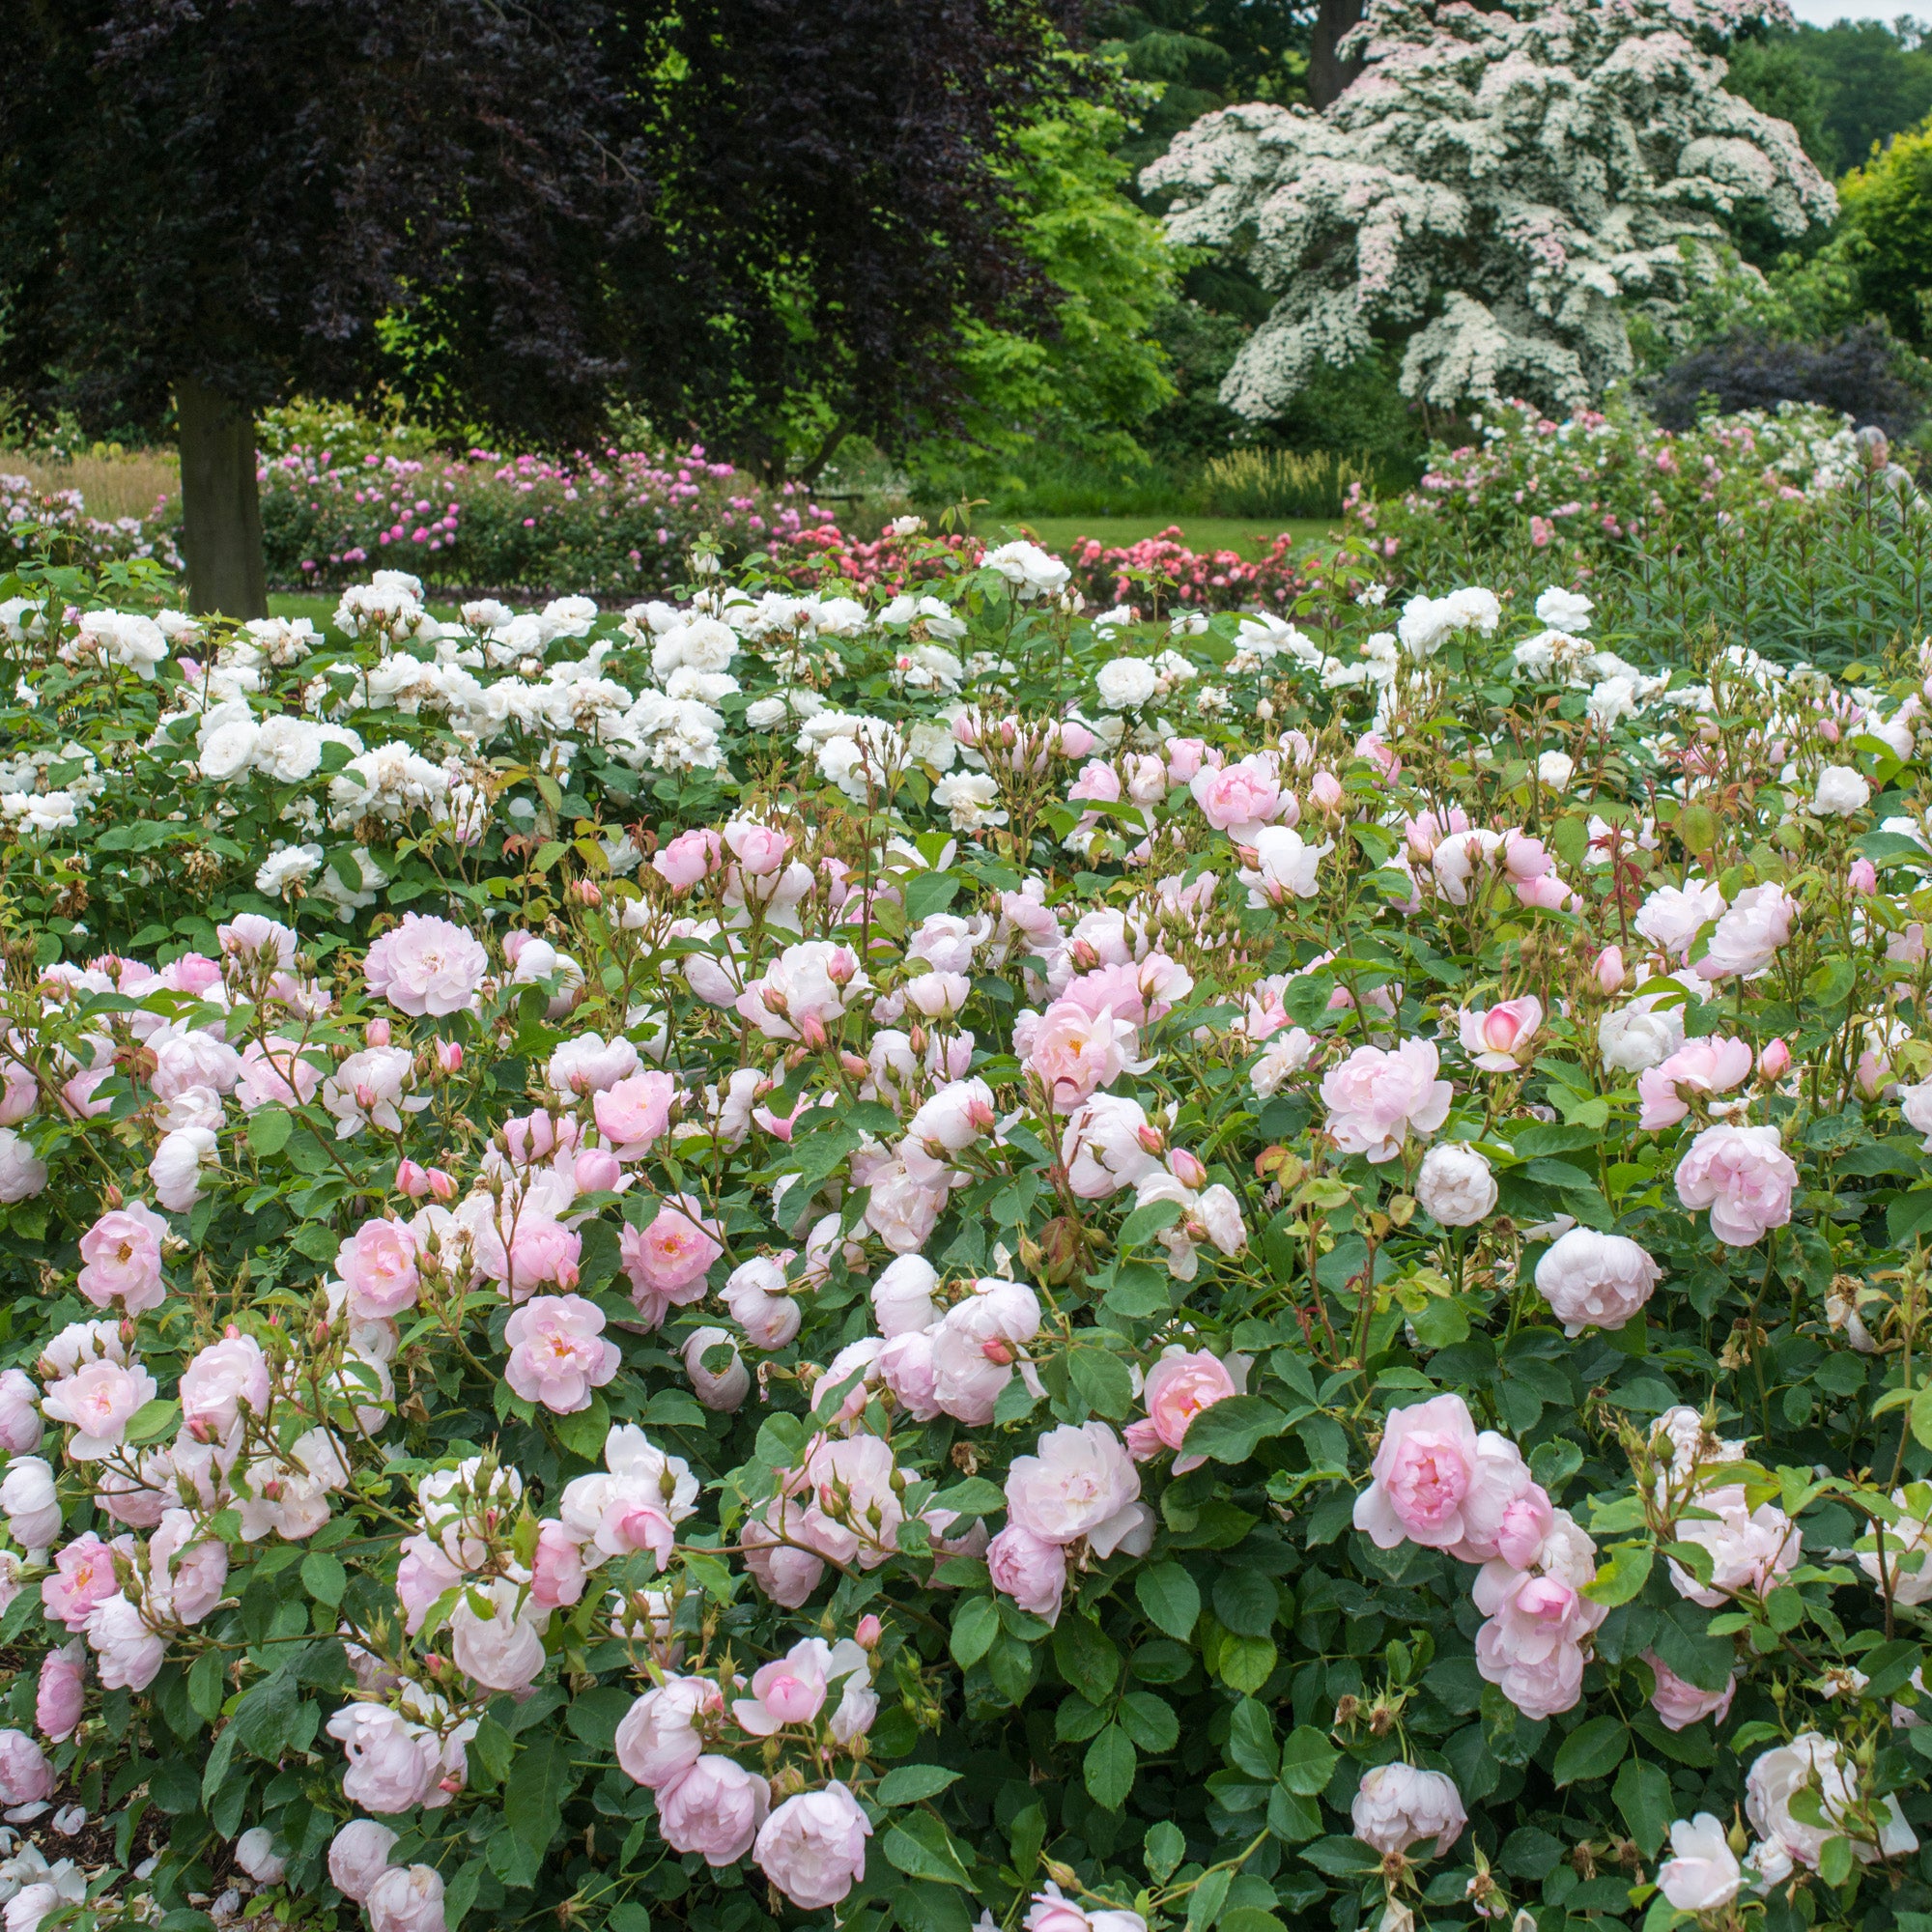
(1141, 0, 1837, 415)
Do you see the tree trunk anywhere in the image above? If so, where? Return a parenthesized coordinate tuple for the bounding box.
(176, 375, 269, 618)
(1307, 0, 1365, 109)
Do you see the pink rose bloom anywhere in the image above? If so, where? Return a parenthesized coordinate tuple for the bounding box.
(328, 1819, 399, 1903)
(1350, 1762, 1466, 1857)
(1020, 1000, 1143, 1113)
(1444, 1435, 1554, 1569)
(504, 1295, 621, 1414)
(1636, 1036, 1754, 1129)
(1474, 1573, 1592, 1720)
(1321, 1038, 1453, 1163)
(1457, 998, 1543, 1073)
(594, 1071, 678, 1161)
(36, 1643, 84, 1742)
(1644, 1650, 1736, 1730)
(653, 827, 724, 891)
(734, 1642, 831, 1733)
(724, 1255, 802, 1350)
(659, 1755, 771, 1865)
(1353, 1394, 1487, 1551)
(76, 1202, 169, 1313)
(0, 1369, 41, 1456)
(1167, 737, 1207, 781)
(1190, 757, 1282, 840)
(546, 1033, 639, 1096)
(753, 1783, 873, 1911)
(43, 1357, 157, 1459)
(574, 1147, 622, 1194)
(743, 1501, 828, 1607)
(1534, 1229, 1662, 1336)
(505, 1216, 582, 1300)
(336, 1219, 421, 1320)
(84, 1593, 166, 1691)
(0, 1729, 53, 1805)
(236, 1037, 324, 1110)
(620, 1200, 723, 1319)
(684, 1326, 751, 1410)
(327, 1704, 440, 1814)
(394, 1535, 463, 1636)
(529, 1520, 587, 1611)
(43, 1533, 121, 1632)
(362, 913, 489, 1016)
(448, 1576, 548, 1692)
(1675, 1123, 1799, 1245)
(614, 1677, 723, 1790)
(179, 1330, 271, 1438)
(1126, 1348, 1241, 1474)
(1695, 884, 1797, 981)
(987, 1524, 1068, 1621)
(0, 1369, 40, 1455)
(366, 1863, 445, 1932)
(735, 940, 869, 1043)
(149, 1508, 228, 1624)
(1006, 1422, 1147, 1553)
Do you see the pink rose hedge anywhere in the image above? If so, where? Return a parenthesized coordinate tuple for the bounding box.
(0, 538, 1928, 1932)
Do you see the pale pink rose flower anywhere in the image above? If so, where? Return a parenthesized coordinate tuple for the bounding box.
(366, 1862, 446, 1932)
(1128, 1348, 1240, 1473)
(724, 1254, 802, 1350)
(1061, 1094, 1163, 1199)
(179, 1330, 270, 1439)
(43, 1357, 157, 1459)
(1445, 1435, 1554, 1570)
(1535, 1229, 1662, 1335)
(1636, 1036, 1754, 1129)
(43, 1534, 121, 1633)
(742, 1501, 827, 1606)
(1675, 1123, 1799, 1245)
(877, 1332, 942, 1422)
(658, 1755, 771, 1864)
(0, 1370, 40, 1455)
(1457, 997, 1543, 1072)
(735, 940, 869, 1043)
(327, 1704, 439, 1813)
(574, 1147, 623, 1194)
(2, 1457, 60, 1550)
(504, 1295, 621, 1413)
(734, 1642, 831, 1732)
(1006, 1422, 1143, 1551)
(620, 1200, 723, 1320)
(35, 1643, 85, 1742)
(753, 1783, 873, 1910)
(362, 913, 489, 1016)
(1352, 1393, 1482, 1550)
(1644, 1650, 1737, 1730)
(336, 1218, 421, 1320)
(0, 1729, 52, 1804)
(1695, 884, 1797, 981)
(1190, 757, 1281, 839)
(1473, 1572, 1592, 1720)
(75, 1202, 169, 1313)
(1350, 1762, 1466, 1857)
(1667, 1485, 1802, 1606)
(546, 1033, 639, 1096)
(1320, 1038, 1453, 1163)
(868, 1255, 939, 1337)
(83, 1592, 165, 1690)
(653, 827, 723, 891)
(394, 1534, 464, 1635)
(614, 1677, 722, 1790)
(1634, 878, 1726, 960)
(1657, 1815, 1742, 1912)
(929, 1281, 1041, 1425)
(1238, 825, 1331, 904)
(986, 1524, 1067, 1621)
(594, 1071, 678, 1160)
(448, 1577, 548, 1692)
(1020, 1000, 1143, 1113)
(529, 1520, 588, 1611)
(504, 1217, 582, 1301)
(235, 1038, 323, 1111)
(327, 1819, 399, 1903)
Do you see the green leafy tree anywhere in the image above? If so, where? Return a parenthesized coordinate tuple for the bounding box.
(1836, 114, 1932, 347)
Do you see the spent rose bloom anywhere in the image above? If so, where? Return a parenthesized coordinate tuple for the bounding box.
(75, 1202, 169, 1313)
(1675, 1123, 1799, 1245)
(753, 1783, 873, 1910)
(504, 1295, 621, 1413)
(1321, 1038, 1452, 1163)
(1350, 1762, 1466, 1858)
(362, 914, 489, 1016)
(1644, 1651, 1737, 1730)
(1534, 1229, 1662, 1335)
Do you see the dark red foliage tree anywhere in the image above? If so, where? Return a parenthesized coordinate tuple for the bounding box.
(0, 0, 1077, 614)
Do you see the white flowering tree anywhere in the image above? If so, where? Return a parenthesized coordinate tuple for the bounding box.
(1141, 0, 1836, 414)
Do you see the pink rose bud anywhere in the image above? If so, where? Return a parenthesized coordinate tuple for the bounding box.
(1169, 1149, 1208, 1189)
(1759, 1038, 1791, 1082)
(1593, 945, 1626, 993)
(396, 1160, 431, 1199)
(366, 1018, 392, 1047)
(435, 1041, 464, 1075)
(1849, 858, 1878, 895)
(427, 1168, 457, 1203)
(855, 1614, 883, 1649)
(1309, 771, 1345, 811)
(568, 879, 603, 908)
(574, 1147, 623, 1194)
(1057, 722, 1096, 759)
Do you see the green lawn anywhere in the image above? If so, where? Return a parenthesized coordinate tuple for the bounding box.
(969, 514, 1343, 558)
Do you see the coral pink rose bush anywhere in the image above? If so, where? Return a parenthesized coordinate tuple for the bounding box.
(1, 526, 1931, 1932)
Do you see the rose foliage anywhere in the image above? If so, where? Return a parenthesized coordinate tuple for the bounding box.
(1, 532, 1932, 1932)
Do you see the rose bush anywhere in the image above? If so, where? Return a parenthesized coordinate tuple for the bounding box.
(0, 528, 1929, 1932)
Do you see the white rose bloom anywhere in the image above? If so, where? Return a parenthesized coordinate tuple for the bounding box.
(1534, 586, 1593, 632)
(1657, 1815, 1740, 1911)
(1811, 765, 1870, 816)
(1414, 1143, 1496, 1228)
(1094, 658, 1158, 711)
(1536, 751, 1575, 789)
